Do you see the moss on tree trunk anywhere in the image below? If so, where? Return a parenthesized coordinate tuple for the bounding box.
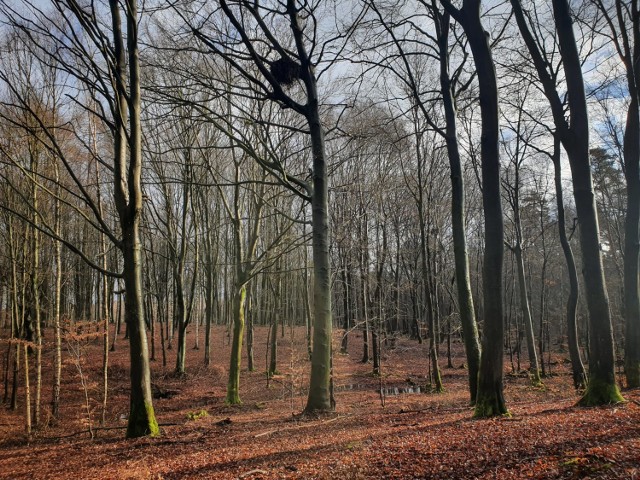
(226, 285, 246, 405)
(127, 400, 159, 437)
(578, 378, 624, 407)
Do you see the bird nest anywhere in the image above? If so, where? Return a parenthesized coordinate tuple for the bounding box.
(270, 57, 303, 86)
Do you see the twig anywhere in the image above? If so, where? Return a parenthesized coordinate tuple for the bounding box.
(237, 469, 268, 479)
(254, 414, 348, 438)
(397, 405, 473, 414)
(40, 423, 181, 440)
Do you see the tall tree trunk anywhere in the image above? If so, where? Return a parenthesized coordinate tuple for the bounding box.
(30, 150, 42, 428)
(438, 12, 482, 398)
(340, 262, 349, 354)
(510, 0, 621, 404)
(623, 87, 640, 388)
(174, 270, 187, 375)
(552, 0, 622, 405)
(442, 0, 507, 417)
(110, 0, 159, 437)
(538, 248, 548, 379)
(9, 217, 20, 411)
(303, 90, 333, 413)
(203, 202, 215, 367)
(51, 165, 63, 418)
(204, 260, 214, 367)
(361, 269, 370, 364)
(246, 281, 255, 372)
(23, 343, 31, 438)
(269, 267, 281, 376)
(303, 245, 313, 361)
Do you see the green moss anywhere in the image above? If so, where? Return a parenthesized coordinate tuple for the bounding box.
(577, 377, 625, 406)
(560, 455, 614, 476)
(473, 397, 509, 418)
(345, 441, 362, 450)
(126, 401, 159, 438)
(186, 409, 209, 421)
(529, 369, 544, 388)
(225, 390, 242, 405)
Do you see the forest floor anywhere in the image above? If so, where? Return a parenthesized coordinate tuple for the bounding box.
(0, 325, 639, 479)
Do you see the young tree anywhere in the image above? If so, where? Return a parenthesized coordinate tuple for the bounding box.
(500, 87, 543, 385)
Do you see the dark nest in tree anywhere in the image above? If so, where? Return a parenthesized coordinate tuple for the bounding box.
(270, 57, 302, 86)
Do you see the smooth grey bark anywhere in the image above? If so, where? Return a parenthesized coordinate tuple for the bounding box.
(171, 162, 193, 376)
(503, 112, 542, 385)
(555, 0, 621, 404)
(269, 265, 281, 376)
(415, 131, 442, 391)
(340, 261, 350, 354)
(284, 3, 334, 413)
(223, 170, 261, 404)
(29, 143, 42, 428)
(304, 90, 333, 412)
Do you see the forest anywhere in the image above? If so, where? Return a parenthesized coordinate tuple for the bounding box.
(0, 0, 639, 478)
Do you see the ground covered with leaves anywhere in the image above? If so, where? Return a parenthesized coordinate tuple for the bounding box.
(1, 326, 639, 479)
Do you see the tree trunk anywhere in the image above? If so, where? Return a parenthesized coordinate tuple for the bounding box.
(303, 94, 333, 413)
(23, 343, 31, 438)
(552, 0, 623, 405)
(51, 172, 62, 419)
(174, 270, 187, 375)
(269, 271, 281, 376)
(203, 209, 215, 367)
(624, 92, 640, 388)
(110, 0, 159, 437)
(246, 281, 255, 373)
(226, 283, 246, 405)
(29, 148, 41, 428)
(361, 279, 370, 363)
(514, 246, 542, 384)
(340, 263, 349, 354)
(509, 0, 620, 404)
(438, 13, 481, 398)
(442, 0, 507, 417)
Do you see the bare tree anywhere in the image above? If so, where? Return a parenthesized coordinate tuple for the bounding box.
(441, 0, 507, 416)
(174, 0, 363, 412)
(510, 0, 623, 405)
(592, 0, 640, 389)
(0, 0, 160, 436)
